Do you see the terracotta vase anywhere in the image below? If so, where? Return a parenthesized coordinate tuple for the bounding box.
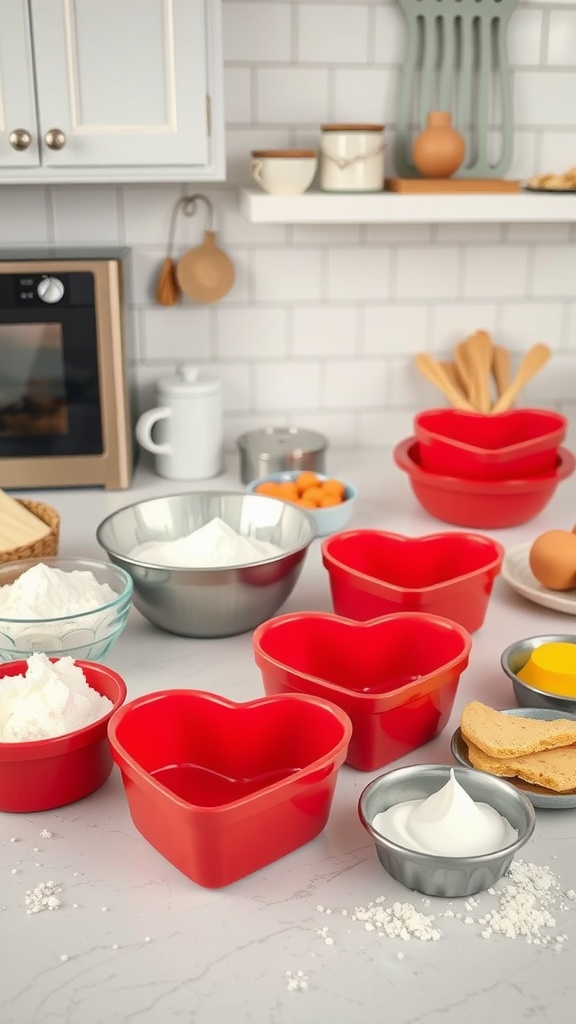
(412, 112, 466, 179)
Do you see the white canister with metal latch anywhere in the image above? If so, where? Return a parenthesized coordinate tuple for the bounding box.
(135, 364, 224, 480)
(320, 123, 386, 192)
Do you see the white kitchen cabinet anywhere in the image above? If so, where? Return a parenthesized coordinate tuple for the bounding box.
(0, 0, 225, 183)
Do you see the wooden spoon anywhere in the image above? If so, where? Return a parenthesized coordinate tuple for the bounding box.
(490, 343, 551, 414)
(415, 353, 475, 410)
(491, 344, 512, 401)
(463, 330, 493, 413)
(453, 336, 478, 409)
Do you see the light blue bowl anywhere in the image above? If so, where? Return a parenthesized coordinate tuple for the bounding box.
(246, 471, 358, 538)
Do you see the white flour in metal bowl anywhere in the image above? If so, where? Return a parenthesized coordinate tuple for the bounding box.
(129, 516, 284, 567)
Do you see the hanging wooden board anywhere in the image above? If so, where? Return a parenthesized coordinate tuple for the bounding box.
(385, 177, 521, 194)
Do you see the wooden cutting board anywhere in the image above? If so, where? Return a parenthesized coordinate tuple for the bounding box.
(385, 177, 521, 193)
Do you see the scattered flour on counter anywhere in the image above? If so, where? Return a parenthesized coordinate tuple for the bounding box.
(285, 970, 309, 992)
(0, 652, 114, 741)
(129, 516, 284, 568)
(24, 880, 62, 914)
(314, 859, 574, 949)
(0, 562, 117, 619)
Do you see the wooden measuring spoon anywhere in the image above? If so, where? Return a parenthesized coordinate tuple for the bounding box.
(415, 353, 475, 410)
(491, 343, 551, 414)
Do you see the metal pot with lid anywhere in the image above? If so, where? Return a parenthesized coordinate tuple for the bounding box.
(236, 427, 328, 484)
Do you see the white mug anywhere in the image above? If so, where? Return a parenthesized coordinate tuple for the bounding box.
(135, 365, 224, 481)
(250, 149, 318, 195)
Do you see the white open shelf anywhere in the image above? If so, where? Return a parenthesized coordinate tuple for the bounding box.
(239, 188, 576, 225)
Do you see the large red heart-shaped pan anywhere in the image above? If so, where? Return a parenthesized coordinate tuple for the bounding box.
(108, 689, 351, 888)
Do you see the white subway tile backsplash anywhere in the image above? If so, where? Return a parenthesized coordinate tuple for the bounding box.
(436, 223, 503, 244)
(252, 248, 322, 301)
(374, 5, 405, 64)
(223, 3, 291, 63)
(499, 302, 567, 349)
(292, 306, 359, 356)
(462, 246, 529, 298)
(533, 245, 576, 297)
(566, 304, 576, 348)
(507, 8, 544, 67)
(395, 246, 460, 300)
(363, 304, 430, 355)
(297, 4, 370, 63)
(326, 246, 392, 301)
(547, 10, 576, 66)
(386, 358, 442, 408)
(323, 359, 389, 409)
(358, 409, 417, 449)
(122, 184, 185, 247)
(505, 222, 571, 243)
(0, 187, 50, 243)
(332, 68, 397, 123)
(291, 224, 361, 243)
(254, 360, 321, 410)
(141, 306, 212, 361)
(215, 306, 288, 358)
(51, 186, 122, 243)
(366, 223, 432, 244)
(539, 130, 576, 174)
(514, 71, 576, 127)
(256, 69, 329, 124)
(430, 305, 499, 352)
(223, 68, 252, 124)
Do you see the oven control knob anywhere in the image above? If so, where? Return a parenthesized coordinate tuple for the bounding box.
(37, 277, 65, 304)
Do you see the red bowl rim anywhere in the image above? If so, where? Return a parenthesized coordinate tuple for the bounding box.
(321, 528, 505, 594)
(0, 658, 127, 761)
(394, 437, 576, 493)
(414, 407, 567, 459)
(107, 688, 353, 813)
(252, 610, 472, 709)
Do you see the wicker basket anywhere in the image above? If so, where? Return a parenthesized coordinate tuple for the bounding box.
(0, 499, 61, 565)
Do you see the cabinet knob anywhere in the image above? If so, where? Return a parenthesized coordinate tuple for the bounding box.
(44, 128, 67, 150)
(9, 128, 32, 151)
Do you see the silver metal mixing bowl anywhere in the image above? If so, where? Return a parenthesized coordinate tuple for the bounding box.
(96, 491, 317, 639)
(501, 633, 576, 715)
(358, 763, 535, 898)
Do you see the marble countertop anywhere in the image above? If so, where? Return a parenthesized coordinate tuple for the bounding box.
(2, 448, 576, 1024)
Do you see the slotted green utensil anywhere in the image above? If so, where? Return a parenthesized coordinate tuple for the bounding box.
(394, 0, 519, 178)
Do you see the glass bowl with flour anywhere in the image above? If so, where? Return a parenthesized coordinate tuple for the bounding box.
(0, 557, 133, 662)
(96, 491, 317, 638)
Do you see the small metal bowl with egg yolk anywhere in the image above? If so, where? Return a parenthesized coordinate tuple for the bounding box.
(501, 634, 576, 715)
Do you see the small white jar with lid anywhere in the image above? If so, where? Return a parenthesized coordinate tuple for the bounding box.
(320, 123, 386, 192)
(135, 364, 224, 481)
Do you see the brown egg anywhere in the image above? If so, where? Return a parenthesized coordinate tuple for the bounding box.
(529, 530, 576, 591)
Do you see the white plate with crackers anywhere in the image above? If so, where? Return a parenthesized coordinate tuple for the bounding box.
(502, 543, 576, 615)
(451, 707, 576, 809)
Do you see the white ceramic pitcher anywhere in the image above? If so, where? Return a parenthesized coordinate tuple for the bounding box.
(135, 364, 224, 480)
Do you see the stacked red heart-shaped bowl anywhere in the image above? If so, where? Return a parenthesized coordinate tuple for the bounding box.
(394, 408, 574, 528)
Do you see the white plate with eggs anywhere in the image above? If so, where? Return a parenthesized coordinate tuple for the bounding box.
(502, 543, 576, 615)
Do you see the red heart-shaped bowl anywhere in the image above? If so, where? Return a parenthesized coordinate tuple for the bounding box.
(394, 438, 575, 528)
(252, 611, 471, 772)
(0, 659, 127, 813)
(415, 408, 567, 479)
(321, 529, 503, 633)
(108, 689, 352, 888)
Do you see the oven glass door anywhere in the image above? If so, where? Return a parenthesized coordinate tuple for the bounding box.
(0, 274, 103, 458)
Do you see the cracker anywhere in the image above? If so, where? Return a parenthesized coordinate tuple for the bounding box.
(460, 701, 576, 758)
(466, 739, 576, 794)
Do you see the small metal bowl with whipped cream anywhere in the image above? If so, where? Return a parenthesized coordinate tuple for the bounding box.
(358, 763, 535, 898)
